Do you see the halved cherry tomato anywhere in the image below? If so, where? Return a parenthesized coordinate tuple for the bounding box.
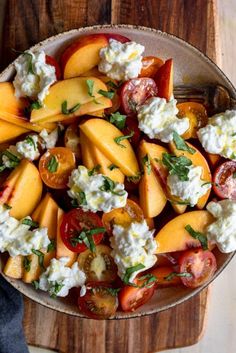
(39, 147, 76, 189)
(77, 245, 117, 282)
(119, 277, 155, 312)
(102, 199, 144, 235)
(122, 117, 141, 147)
(177, 102, 208, 139)
(60, 208, 105, 253)
(213, 160, 236, 199)
(139, 56, 164, 78)
(64, 124, 81, 159)
(45, 55, 61, 80)
(120, 78, 158, 117)
(179, 248, 217, 288)
(78, 282, 118, 319)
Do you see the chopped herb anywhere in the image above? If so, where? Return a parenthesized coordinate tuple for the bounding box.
(70, 227, 105, 252)
(32, 280, 39, 290)
(61, 101, 81, 115)
(30, 101, 43, 110)
(23, 257, 31, 272)
(47, 155, 58, 173)
(3, 204, 12, 210)
(32, 249, 45, 270)
(108, 164, 119, 171)
(47, 240, 56, 253)
(138, 273, 157, 288)
(25, 136, 37, 151)
(76, 191, 87, 206)
(230, 152, 236, 159)
(232, 133, 236, 137)
(22, 218, 39, 229)
(108, 112, 127, 130)
(1, 150, 21, 169)
(88, 164, 101, 176)
(86, 79, 95, 97)
(98, 89, 115, 99)
(164, 272, 193, 281)
(185, 224, 208, 250)
(24, 52, 35, 74)
(173, 132, 196, 155)
(162, 152, 192, 181)
(50, 282, 64, 298)
(99, 176, 126, 196)
(106, 287, 121, 296)
(114, 131, 134, 148)
(123, 264, 145, 284)
(168, 199, 191, 205)
(233, 172, 236, 179)
(71, 199, 79, 208)
(126, 172, 143, 183)
(106, 81, 121, 90)
(142, 154, 151, 175)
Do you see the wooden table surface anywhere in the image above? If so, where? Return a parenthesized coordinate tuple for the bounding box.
(0, 1, 235, 353)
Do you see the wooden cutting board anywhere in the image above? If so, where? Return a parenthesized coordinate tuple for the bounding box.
(0, 1, 218, 352)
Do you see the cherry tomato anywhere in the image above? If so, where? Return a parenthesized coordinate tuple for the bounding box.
(122, 117, 141, 147)
(139, 56, 164, 78)
(77, 245, 118, 282)
(64, 124, 81, 159)
(78, 282, 118, 319)
(45, 55, 61, 80)
(39, 147, 76, 189)
(102, 199, 144, 235)
(119, 277, 155, 312)
(120, 78, 158, 117)
(177, 102, 208, 139)
(213, 160, 236, 199)
(60, 208, 105, 253)
(179, 248, 217, 288)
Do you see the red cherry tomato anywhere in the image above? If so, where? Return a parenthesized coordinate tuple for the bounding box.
(119, 277, 156, 312)
(213, 160, 236, 199)
(120, 78, 158, 117)
(45, 55, 61, 80)
(122, 117, 141, 147)
(60, 209, 105, 253)
(105, 33, 130, 43)
(78, 282, 118, 319)
(179, 248, 217, 288)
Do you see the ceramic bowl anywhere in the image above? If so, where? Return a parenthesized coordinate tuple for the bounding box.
(0, 25, 235, 319)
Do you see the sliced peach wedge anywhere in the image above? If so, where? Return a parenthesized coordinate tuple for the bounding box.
(30, 77, 112, 123)
(169, 140, 212, 210)
(0, 82, 27, 116)
(155, 210, 214, 254)
(0, 119, 29, 143)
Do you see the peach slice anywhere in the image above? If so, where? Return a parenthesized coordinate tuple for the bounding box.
(169, 141, 212, 209)
(155, 210, 214, 253)
(3, 255, 23, 279)
(56, 208, 77, 267)
(80, 131, 97, 169)
(30, 77, 111, 122)
(139, 142, 167, 218)
(23, 193, 59, 283)
(0, 82, 27, 115)
(0, 119, 29, 143)
(61, 34, 109, 79)
(80, 118, 139, 177)
(154, 58, 173, 101)
(0, 159, 43, 219)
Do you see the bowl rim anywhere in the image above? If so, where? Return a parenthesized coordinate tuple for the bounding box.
(1, 23, 236, 320)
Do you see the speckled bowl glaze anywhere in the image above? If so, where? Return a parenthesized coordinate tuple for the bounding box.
(0, 25, 235, 319)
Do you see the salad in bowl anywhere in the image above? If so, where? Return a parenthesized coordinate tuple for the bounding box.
(0, 28, 235, 319)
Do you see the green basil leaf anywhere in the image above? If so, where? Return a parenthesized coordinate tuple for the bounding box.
(108, 112, 127, 130)
(50, 282, 64, 298)
(114, 131, 134, 148)
(22, 218, 39, 229)
(106, 287, 121, 296)
(47, 240, 56, 253)
(86, 79, 95, 97)
(142, 154, 151, 175)
(173, 132, 196, 155)
(162, 152, 192, 181)
(123, 264, 145, 284)
(108, 164, 119, 171)
(61, 101, 81, 115)
(32, 280, 39, 290)
(88, 164, 101, 176)
(98, 89, 115, 99)
(47, 155, 58, 173)
(164, 272, 193, 281)
(25, 135, 37, 151)
(185, 224, 208, 250)
(32, 249, 45, 270)
(23, 257, 31, 272)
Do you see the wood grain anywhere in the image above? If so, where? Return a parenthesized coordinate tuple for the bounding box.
(0, 1, 218, 352)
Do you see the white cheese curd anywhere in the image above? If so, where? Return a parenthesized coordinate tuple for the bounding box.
(38, 257, 86, 297)
(16, 135, 40, 160)
(98, 39, 144, 81)
(137, 97, 189, 142)
(110, 220, 157, 283)
(198, 110, 236, 159)
(206, 200, 236, 253)
(68, 165, 128, 213)
(167, 165, 211, 206)
(0, 206, 50, 257)
(13, 50, 56, 103)
(39, 128, 59, 149)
